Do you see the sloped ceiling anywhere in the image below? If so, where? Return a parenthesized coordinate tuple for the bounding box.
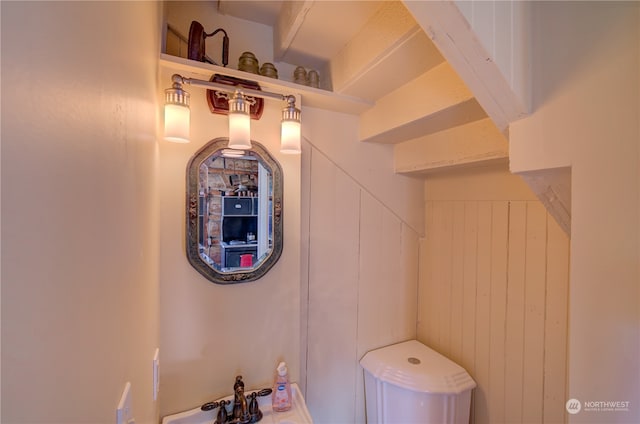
(215, 0, 504, 168)
(217, 0, 437, 101)
(218, 1, 382, 71)
(214, 0, 570, 235)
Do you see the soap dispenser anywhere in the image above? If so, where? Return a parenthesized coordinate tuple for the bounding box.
(272, 361, 292, 412)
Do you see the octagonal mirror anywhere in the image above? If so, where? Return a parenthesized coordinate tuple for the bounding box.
(186, 138, 283, 284)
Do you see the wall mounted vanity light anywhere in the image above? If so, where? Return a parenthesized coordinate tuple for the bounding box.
(280, 96, 302, 154)
(227, 90, 251, 150)
(164, 76, 191, 143)
(163, 74, 301, 154)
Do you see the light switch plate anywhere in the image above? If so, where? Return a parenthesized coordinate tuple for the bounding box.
(116, 381, 134, 424)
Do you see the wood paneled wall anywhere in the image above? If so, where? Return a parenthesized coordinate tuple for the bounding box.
(304, 147, 420, 423)
(419, 199, 570, 424)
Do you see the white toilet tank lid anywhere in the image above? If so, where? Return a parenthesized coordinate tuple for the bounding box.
(360, 340, 476, 394)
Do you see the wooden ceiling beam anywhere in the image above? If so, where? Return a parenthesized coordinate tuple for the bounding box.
(359, 62, 486, 144)
(403, 1, 529, 131)
(273, 0, 314, 61)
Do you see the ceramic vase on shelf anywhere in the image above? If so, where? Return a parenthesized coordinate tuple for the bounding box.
(238, 52, 259, 74)
(307, 70, 319, 88)
(293, 66, 308, 85)
(260, 62, 278, 79)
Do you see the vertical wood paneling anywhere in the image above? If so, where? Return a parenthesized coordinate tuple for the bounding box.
(299, 142, 312, 395)
(306, 148, 421, 424)
(462, 201, 479, 375)
(419, 201, 438, 348)
(307, 152, 360, 423)
(356, 192, 418, 423)
(358, 192, 405, 350)
(522, 202, 547, 423)
(419, 198, 569, 424)
(356, 192, 389, 424)
(401, 222, 420, 340)
(473, 202, 493, 424)
(505, 201, 527, 423)
(544, 215, 570, 424)
(488, 201, 509, 424)
(437, 201, 455, 354)
(450, 202, 466, 364)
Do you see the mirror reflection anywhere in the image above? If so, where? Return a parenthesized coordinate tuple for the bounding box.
(186, 138, 283, 284)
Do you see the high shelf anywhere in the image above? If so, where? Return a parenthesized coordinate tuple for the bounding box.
(160, 53, 373, 115)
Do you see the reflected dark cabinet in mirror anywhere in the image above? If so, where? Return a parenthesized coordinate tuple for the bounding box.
(186, 138, 283, 284)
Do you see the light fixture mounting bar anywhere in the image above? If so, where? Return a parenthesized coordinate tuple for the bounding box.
(172, 74, 289, 102)
(165, 73, 301, 153)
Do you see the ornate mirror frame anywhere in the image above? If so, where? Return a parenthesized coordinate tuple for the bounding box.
(186, 138, 283, 284)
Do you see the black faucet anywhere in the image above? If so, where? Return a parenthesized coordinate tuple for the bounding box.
(232, 376, 251, 424)
(201, 375, 272, 424)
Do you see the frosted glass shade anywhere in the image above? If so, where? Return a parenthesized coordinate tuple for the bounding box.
(228, 111, 251, 149)
(164, 103, 190, 143)
(280, 119, 301, 154)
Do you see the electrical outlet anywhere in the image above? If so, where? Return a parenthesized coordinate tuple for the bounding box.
(116, 382, 135, 424)
(153, 348, 160, 401)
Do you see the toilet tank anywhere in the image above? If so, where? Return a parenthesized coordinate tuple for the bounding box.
(360, 340, 476, 424)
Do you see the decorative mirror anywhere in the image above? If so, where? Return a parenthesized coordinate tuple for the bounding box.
(186, 138, 283, 284)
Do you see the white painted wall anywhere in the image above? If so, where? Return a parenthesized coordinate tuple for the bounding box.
(509, 2, 639, 423)
(158, 66, 302, 417)
(159, 4, 302, 417)
(1, 2, 161, 423)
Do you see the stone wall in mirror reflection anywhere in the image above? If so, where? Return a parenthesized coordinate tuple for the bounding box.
(199, 156, 259, 267)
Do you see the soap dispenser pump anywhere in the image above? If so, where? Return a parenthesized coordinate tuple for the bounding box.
(272, 361, 292, 412)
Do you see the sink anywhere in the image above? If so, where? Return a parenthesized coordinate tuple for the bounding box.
(161, 383, 313, 424)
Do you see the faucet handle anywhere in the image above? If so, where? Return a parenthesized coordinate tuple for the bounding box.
(248, 392, 262, 423)
(253, 388, 272, 397)
(201, 401, 220, 411)
(215, 400, 229, 424)
(249, 392, 259, 414)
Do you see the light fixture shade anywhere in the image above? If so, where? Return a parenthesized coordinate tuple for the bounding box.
(281, 120, 301, 153)
(164, 79, 190, 143)
(280, 99, 301, 154)
(164, 104, 190, 143)
(228, 91, 251, 149)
